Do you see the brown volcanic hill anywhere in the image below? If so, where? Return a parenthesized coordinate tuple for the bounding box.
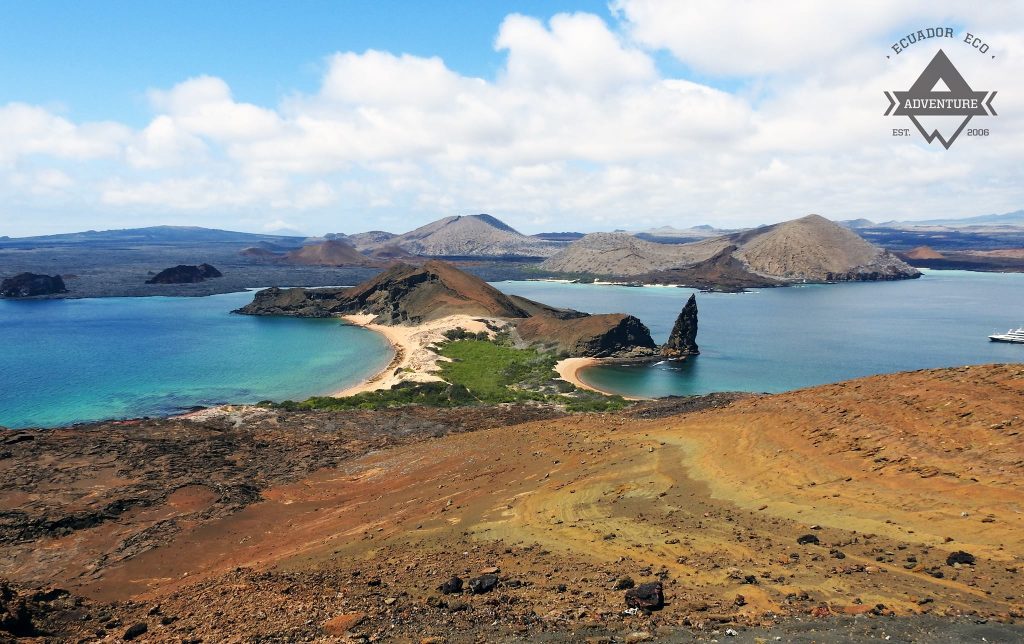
(903, 245, 946, 260)
(638, 244, 781, 291)
(345, 230, 397, 248)
(540, 232, 724, 275)
(237, 261, 659, 355)
(238, 260, 531, 324)
(363, 244, 417, 261)
(360, 214, 563, 258)
(542, 215, 919, 283)
(516, 313, 657, 358)
(239, 246, 285, 261)
(284, 240, 379, 267)
(733, 214, 917, 281)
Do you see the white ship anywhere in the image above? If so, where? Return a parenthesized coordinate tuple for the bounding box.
(989, 327, 1024, 343)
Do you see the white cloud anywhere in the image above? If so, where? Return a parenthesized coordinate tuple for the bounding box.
(2, 5, 1023, 235)
(126, 115, 208, 169)
(612, 0, 1024, 76)
(0, 103, 128, 167)
(496, 13, 656, 93)
(148, 76, 282, 141)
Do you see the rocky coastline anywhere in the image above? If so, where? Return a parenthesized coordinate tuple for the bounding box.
(236, 260, 703, 399)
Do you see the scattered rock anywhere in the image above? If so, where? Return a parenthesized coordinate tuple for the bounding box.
(624, 582, 664, 611)
(123, 622, 148, 640)
(323, 612, 367, 636)
(468, 574, 498, 594)
(0, 580, 34, 636)
(438, 576, 464, 595)
(613, 576, 635, 590)
(796, 534, 820, 545)
(946, 551, 976, 566)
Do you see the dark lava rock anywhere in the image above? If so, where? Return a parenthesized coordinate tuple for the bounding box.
(123, 622, 148, 640)
(0, 580, 35, 636)
(146, 264, 222, 284)
(624, 581, 664, 611)
(947, 551, 976, 566)
(613, 576, 635, 590)
(661, 293, 699, 358)
(797, 534, 821, 545)
(438, 576, 464, 595)
(0, 273, 67, 298)
(468, 574, 498, 594)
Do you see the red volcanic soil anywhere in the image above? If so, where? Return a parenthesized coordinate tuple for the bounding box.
(1, 365, 1023, 640)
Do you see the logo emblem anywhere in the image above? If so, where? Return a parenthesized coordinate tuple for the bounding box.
(884, 49, 996, 149)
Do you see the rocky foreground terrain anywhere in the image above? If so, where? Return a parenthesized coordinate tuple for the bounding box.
(1, 365, 1022, 641)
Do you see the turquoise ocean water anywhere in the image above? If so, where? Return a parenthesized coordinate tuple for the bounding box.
(1, 270, 1021, 428)
(495, 270, 1024, 398)
(0, 291, 393, 428)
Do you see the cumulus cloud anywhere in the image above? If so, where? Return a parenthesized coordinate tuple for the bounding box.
(612, 0, 1024, 76)
(0, 103, 128, 168)
(1, 6, 1023, 236)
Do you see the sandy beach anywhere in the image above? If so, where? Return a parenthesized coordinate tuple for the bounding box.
(331, 315, 655, 401)
(332, 314, 506, 397)
(555, 356, 651, 400)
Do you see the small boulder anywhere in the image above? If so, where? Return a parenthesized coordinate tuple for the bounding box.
(624, 582, 664, 611)
(122, 623, 148, 641)
(438, 576, 463, 595)
(946, 551, 976, 566)
(468, 574, 498, 594)
(613, 576, 635, 590)
(796, 534, 820, 545)
(323, 612, 367, 636)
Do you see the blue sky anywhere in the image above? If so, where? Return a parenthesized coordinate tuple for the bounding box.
(1, 2, 1021, 237)
(1, 1, 615, 125)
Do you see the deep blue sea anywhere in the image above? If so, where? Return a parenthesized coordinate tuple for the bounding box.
(0, 291, 392, 429)
(495, 270, 1024, 398)
(1, 270, 1021, 428)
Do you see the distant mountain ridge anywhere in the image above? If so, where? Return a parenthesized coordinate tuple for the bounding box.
(542, 214, 919, 283)
(0, 225, 306, 246)
(346, 214, 563, 258)
(894, 209, 1024, 228)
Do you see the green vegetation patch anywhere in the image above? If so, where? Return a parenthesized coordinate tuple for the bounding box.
(438, 339, 557, 402)
(262, 330, 629, 413)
